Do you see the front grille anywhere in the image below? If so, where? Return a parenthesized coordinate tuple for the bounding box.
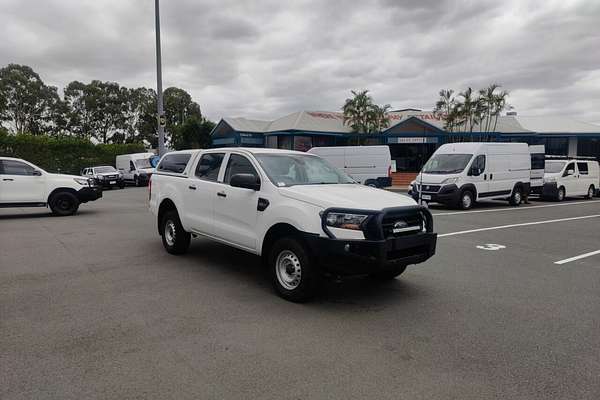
(381, 210, 424, 238)
(415, 184, 441, 193)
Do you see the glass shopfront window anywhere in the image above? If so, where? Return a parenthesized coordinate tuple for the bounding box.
(293, 136, 312, 152)
(544, 137, 569, 156)
(266, 136, 278, 149)
(278, 136, 293, 150)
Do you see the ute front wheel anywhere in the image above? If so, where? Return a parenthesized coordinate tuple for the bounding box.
(269, 237, 318, 302)
(50, 192, 80, 216)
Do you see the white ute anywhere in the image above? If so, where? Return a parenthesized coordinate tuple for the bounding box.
(0, 157, 102, 215)
(149, 148, 437, 302)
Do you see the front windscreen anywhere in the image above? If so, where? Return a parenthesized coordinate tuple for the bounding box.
(135, 158, 152, 169)
(545, 161, 566, 173)
(255, 154, 354, 187)
(422, 153, 473, 174)
(94, 166, 117, 173)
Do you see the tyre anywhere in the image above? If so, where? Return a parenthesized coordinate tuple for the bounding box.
(269, 237, 318, 302)
(458, 190, 474, 210)
(161, 210, 191, 255)
(509, 186, 522, 206)
(586, 185, 595, 199)
(49, 192, 80, 216)
(119, 183, 125, 189)
(556, 186, 565, 202)
(370, 265, 407, 280)
(134, 175, 140, 187)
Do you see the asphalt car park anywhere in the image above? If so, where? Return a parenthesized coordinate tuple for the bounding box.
(1, 188, 599, 399)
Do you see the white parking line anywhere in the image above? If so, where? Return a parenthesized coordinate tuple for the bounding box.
(554, 250, 600, 265)
(438, 214, 600, 237)
(431, 200, 600, 216)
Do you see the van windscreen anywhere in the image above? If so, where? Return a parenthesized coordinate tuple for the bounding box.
(422, 154, 473, 174)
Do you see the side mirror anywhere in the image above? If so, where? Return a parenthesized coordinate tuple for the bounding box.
(32, 170, 42, 176)
(567, 169, 575, 176)
(230, 173, 260, 191)
(470, 167, 481, 176)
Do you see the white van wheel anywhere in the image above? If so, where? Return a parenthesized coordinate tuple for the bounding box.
(510, 187, 522, 206)
(556, 187, 565, 202)
(587, 186, 595, 199)
(459, 191, 474, 210)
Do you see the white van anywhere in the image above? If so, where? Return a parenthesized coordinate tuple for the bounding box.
(116, 152, 156, 186)
(529, 145, 545, 195)
(307, 146, 392, 188)
(408, 142, 531, 209)
(542, 157, 599, 201)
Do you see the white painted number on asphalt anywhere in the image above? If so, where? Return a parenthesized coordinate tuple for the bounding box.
(476, 244, 506, 251)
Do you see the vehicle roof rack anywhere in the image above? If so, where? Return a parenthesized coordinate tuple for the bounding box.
(545, 155, 598, 161)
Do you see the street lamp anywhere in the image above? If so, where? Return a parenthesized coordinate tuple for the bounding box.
(155, 0, 166, 156)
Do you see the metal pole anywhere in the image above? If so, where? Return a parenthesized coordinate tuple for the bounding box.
(155, 0, 165, 156)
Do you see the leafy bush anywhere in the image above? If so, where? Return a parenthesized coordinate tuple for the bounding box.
(0, 132, 146, 174)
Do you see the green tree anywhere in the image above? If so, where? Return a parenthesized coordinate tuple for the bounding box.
(342, 90, 391, 136)
(64, 80, 129, 143)
(163, 87, 202, 131)
(0, 64, 64, 134)
(171, 116, 215, 150)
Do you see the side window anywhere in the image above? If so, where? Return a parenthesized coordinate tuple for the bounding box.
(1, 160, 35, 176)
(129, 161, 136, 171)
(157, 153, 191, 174)
(195, 153, 224, 181)
(577, 162, 589, 175)
(224, 154, 258, 184)
(470, 155, 486, 176)
(564, 162, 575, 177)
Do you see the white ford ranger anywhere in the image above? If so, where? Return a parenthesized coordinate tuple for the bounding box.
(0, 157, 102, 215)
(149, 148, 437, 302)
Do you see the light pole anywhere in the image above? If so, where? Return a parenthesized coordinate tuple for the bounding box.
(155, 0, 166, 156)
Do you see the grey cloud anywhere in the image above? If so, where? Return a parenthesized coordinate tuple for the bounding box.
(0, 0, 599, 123)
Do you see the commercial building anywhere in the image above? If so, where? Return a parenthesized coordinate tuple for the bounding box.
(210, 109, 600, 173)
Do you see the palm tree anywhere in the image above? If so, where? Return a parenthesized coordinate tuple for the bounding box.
(434, 89, 455, 132)
(342, 90, 391, 143)
(479, 83, 500, 132)
(491, 90, 510, 132)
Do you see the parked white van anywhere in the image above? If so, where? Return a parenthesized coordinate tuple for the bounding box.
(116, 152, 156, 186)
(408, 142, 531, 209)
(542, 157, 599, 201)
(307, 146, 392, 188)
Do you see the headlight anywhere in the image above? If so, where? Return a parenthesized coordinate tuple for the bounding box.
(74, 178, 90, 186)
(441, 177, 459, 185)
(325, 213, 368, 230)
(96, 175, 104, 180)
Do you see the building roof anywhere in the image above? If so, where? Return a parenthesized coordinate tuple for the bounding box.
(216, 111, 600, 135)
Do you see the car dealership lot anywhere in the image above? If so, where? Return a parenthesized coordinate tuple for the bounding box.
(2, 188, 600, 400)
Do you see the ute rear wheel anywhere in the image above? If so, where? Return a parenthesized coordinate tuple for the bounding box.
(161, 210, 191, 254)
(49, 192, 80, 216)
(269, 237, 318, 302)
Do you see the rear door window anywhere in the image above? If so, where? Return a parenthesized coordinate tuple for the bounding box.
(577, 162, 589, 175)
(157, 153, 192, 174)
(195, 153, 225, 181)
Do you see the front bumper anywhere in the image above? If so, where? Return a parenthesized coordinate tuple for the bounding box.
(541, 182, 559, 198)
(95, 178, 124, 187)
(305, 205, 437, 276)
(304, 232, 437, 276)
(77, 186, 102, 203)
(409, 184, 460, 204)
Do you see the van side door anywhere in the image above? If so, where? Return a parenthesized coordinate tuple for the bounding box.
(561, 162, 578, 195)
(467, 154, 489, 199)
(576, 162, 592, 195)
(212, 153, 261, 252)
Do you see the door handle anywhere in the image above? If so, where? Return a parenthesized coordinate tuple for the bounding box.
(217, 191, 227, 198)
(188, 185, 196, 190)
(484, 174, 487, 180)
(490, 174, 493, 180)
(2, 178, 14, 181)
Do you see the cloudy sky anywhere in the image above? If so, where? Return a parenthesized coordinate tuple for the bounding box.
(1, 0, 599, 123)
